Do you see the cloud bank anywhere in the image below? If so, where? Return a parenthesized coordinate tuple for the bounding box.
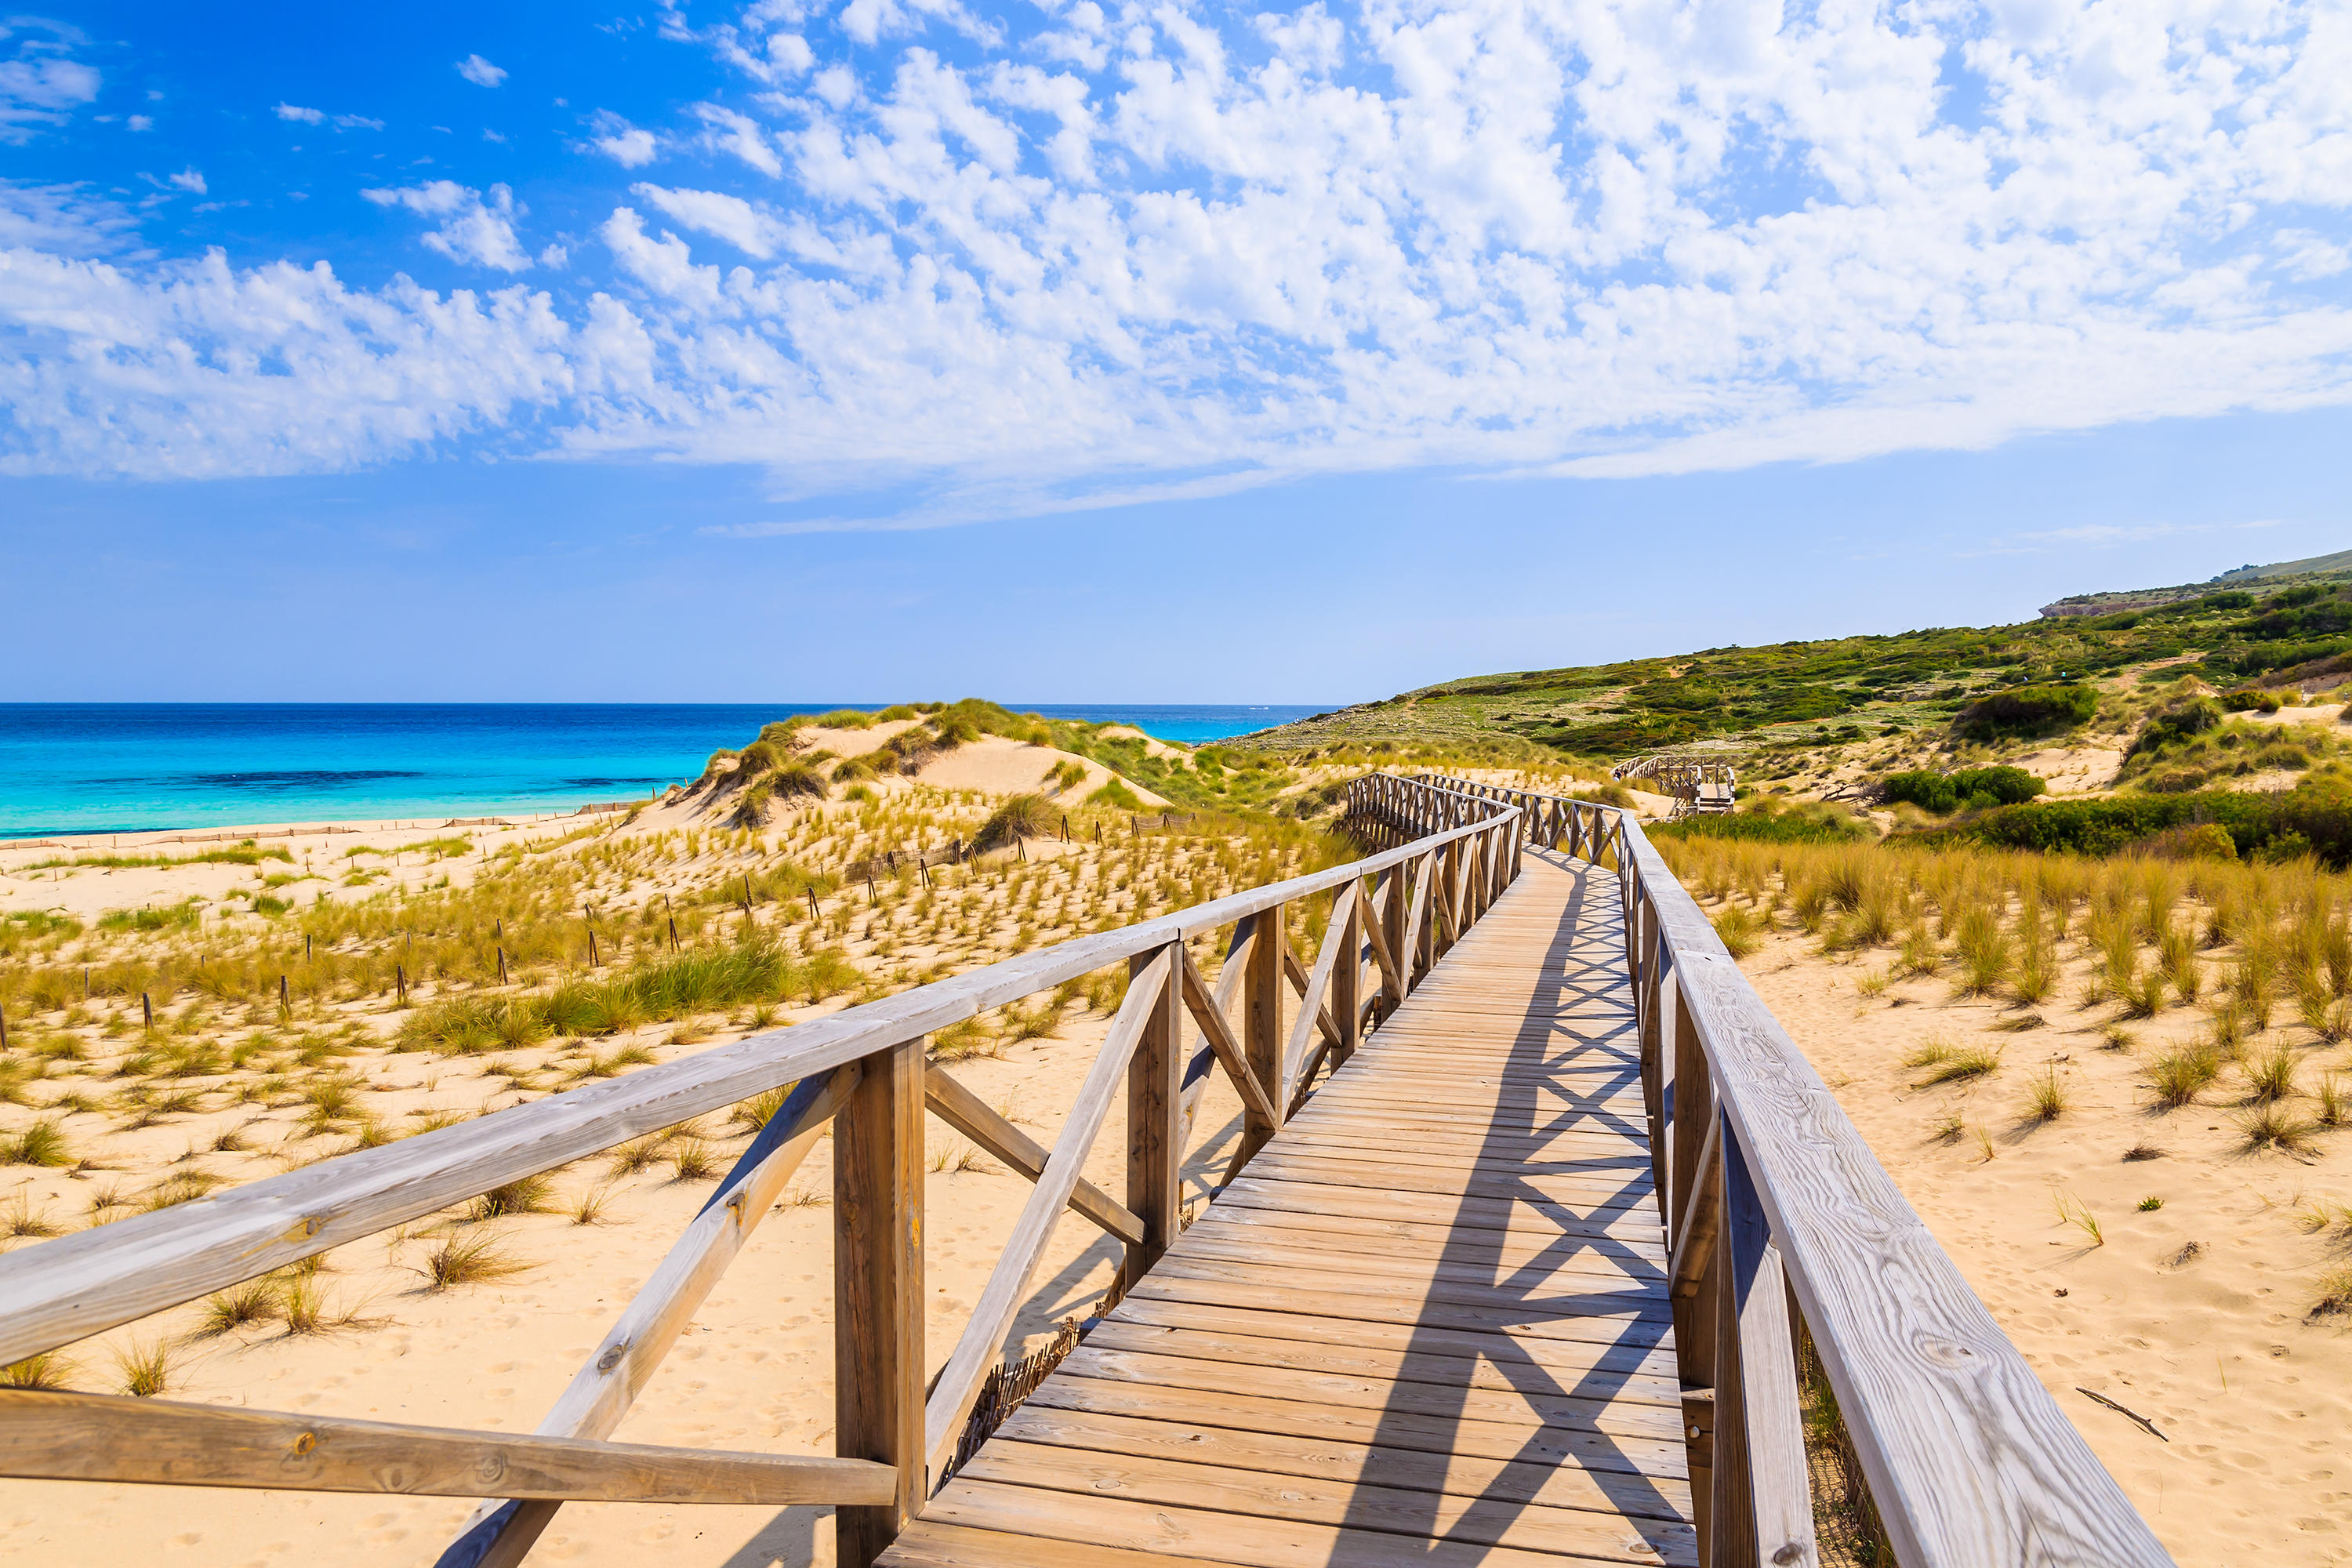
(2, 0, 2350, 521)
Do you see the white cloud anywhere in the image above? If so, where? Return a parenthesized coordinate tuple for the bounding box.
(0, 180, 144, 256)
(586, 110, 659, 167)
(278, 103, 380, 132)
(0, 248, 583, 477)
(631, 184, 789, 258)
(456, 53, 507, 88)
(361, 180, 532, 271)
(125, 113, 150, 132)
(7, 0, 2352, 523)
(0, 21, 100, 143)
(166, 168, 206, 194)
(691, 103, 781, 176)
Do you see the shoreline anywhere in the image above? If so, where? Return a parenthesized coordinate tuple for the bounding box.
(0, 799, 644, 855)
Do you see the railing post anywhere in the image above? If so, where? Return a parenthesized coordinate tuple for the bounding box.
(1383, 862, 1409, 1016)
(1711, 1129, 1815, 1568)
(1124, 942, 1185, 1287)
(1334, 886, 1363, 1063)
(1242, 901, 1287, 1163)
(1671, 976, 1712, 1240)
(1639, 927, 1669, 1225)
(834, 1036, 925, 1566)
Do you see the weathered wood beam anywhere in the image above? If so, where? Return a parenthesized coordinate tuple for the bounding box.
(0, 1390, 894, 1507)
(922, 948, 1173, 1483)
(925, 1066, 1144, 1246)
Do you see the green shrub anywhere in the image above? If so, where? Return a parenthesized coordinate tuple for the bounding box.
(1089, 778, 1145, 811)
(1879, 766, 2045, 815)
(1904, 776, 2352, 867)
(1651, 806, 1868, 845)
(2132, 823, 2238, 862)
(974, 794, 1056, 851)
(1952, 683, 2098, 739)
(2222, 688, 2284, 714)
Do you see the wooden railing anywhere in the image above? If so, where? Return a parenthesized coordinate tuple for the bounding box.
(0, 781, 1525, 1568)
(1403, 773, 2174, 1568)
(1613, 755, 1739, 817)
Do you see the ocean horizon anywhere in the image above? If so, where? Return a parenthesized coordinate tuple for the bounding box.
(0, 702, 1330, 839)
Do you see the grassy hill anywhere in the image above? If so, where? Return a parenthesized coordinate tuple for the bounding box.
(1237, 572, 2352, 766)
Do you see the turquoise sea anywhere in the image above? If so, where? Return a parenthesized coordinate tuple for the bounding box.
(0, 704, 1328, 839)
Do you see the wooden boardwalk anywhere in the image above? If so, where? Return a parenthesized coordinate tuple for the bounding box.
(880, 849, 1697, 1567)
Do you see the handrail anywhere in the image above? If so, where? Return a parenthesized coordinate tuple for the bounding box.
(1403, 772, 2173, 1568)
(0, 782, 1528, 1568)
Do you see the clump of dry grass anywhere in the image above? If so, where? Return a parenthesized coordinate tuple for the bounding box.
(607, 1133, 672, 1176)
(194, 1281, 281, 1338)
(1906, 1039, 2001, 1087)
(2319, 1073, 2349, 1127)
(927, 1018, 1003, 1063)
(3, 1191, 64, 1241)
(2234, 1102, 2319, 1154)
(1711, 904, 1763, 959)
(2, 1352, 75, 1390)
(466, 1174, 555, 1221)
(728, 1084, 793, 1134)
(2, 1118, 74, 1168)
(2051, 1190, 2103, 1247)
(2314, 1265, 2352, 1318)
(667, 1138, 720, 1181)
(2147, 1044, 2222, 1109)
(2024, 1067, 2069, 1123)
(568, 1184, 617, 1225)
(420, 1231, 532, 1290)
(2241, 1044, 2300, 1104)
(112, 1338, 175, 1397)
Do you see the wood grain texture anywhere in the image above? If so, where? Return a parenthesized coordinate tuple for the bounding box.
(924, 1065, 1144, 1246)
(837, 1036, 927, 1567)
(1125, 941, 1185, 1286)
(0, 1390, 894, 1506)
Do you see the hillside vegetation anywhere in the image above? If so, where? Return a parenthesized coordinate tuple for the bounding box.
(1243, 574, 2352, 764)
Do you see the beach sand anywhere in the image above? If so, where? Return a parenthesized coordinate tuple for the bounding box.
(1733, 924, 2352, 1565)
(12, 750, 2333, 1565)
(0, 734, 1289, 1568)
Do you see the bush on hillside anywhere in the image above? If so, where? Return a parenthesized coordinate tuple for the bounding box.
(1878, 766, 2045, 815)
(2221, 688, 2284, 713)
(1650, 800, 1872, 846)
(2132, 823, 2238, 862)
(1951, 683, 2098, 739)
(1903, 776, 2352, 867)
(973, 794, 1056, 851)
(2129, 696, 2223, 756)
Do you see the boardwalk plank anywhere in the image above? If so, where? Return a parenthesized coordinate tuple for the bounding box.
(880, 852, 1690, 1568)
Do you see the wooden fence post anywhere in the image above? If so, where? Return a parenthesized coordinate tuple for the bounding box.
(1333, 885, 1363, 1062)
(1383, 868, 1409, 1018)
(1712, 1131, 1814, 1568)
(834, 1037, 925, 1567)
(1124, 943, 1185, 1287)
(1241, 901, 1287, 1163)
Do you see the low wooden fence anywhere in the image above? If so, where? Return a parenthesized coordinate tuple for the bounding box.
(0, 777, 1523, 1568)
(1398, 773, 2173, 1568)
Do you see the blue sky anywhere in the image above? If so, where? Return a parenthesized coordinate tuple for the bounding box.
(4, 2, 2350, 702)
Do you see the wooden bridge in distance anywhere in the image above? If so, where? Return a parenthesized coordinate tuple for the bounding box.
(0, 775, 2174, 1568)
